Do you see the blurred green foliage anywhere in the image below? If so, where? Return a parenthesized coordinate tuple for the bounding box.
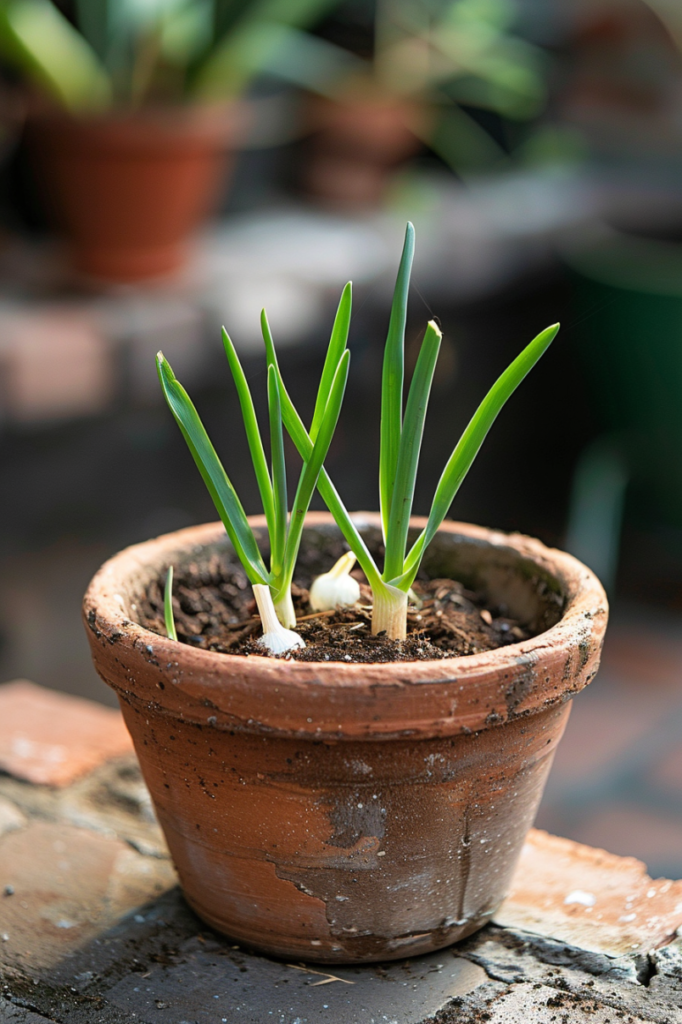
(0, 0, 339, 110)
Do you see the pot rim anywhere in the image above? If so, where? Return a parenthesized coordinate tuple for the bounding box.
(83, 513, 608, 739)
(28, 102, 246, 151)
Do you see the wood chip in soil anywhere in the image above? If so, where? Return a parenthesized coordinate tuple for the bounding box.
(137, 556, 532, 664)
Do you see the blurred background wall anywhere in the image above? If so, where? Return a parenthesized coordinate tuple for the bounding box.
(0, 0, 681, 877)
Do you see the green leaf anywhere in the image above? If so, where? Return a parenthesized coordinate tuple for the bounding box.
(257, 26, 365, 98)
(267, 364, 288, 578)
(310, 281, 351, 442)
(400, 322, 560, 588)
(221, 327, 275, 538)
(156, 351, 269, 585)
(164, 565, 177, 641)
(383, 319, 442, 582)
(379, 222, 414, 542)
(193, 0, 339, 99)
(0, 0, 112, 112)
(281, 349, 350, 588)
(261, 310, 383, 590)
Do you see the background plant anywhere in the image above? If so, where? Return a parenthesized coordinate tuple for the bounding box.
(263, 0, 548, 176)
(0, 0, 338, 112)
(267, 221, 559, 640)
(156, 289, 351, 637)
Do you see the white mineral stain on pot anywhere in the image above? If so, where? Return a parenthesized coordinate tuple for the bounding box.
(564, 890, 596, 907)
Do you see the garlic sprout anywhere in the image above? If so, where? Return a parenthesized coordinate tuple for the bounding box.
(253, 585, 305, 655)
(309, 551, 360, 612)
(266, 222, 559, 641)
(157, 283, 351, 633)
(164, 565, 177, 641)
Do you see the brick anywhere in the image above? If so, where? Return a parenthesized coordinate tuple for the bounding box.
(0, 820, 176, 972)
(0, 680, 132, 787)
(495, 829, 682, 957)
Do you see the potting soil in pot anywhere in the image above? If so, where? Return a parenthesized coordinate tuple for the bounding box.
(137, 541, 537, 663)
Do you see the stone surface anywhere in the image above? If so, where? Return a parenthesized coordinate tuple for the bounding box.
(106, 939, 487, 1024)
(0, 1000, 56, 1023)
(0, 682, 681, 1023)
(470, 982, 654, 1023)
(435, 930, 682, 1024)
(495, 830, 682, 957)
(0, 755, 169, 859)
(0, 680, 132, 786)
(0, 820, 176, 971)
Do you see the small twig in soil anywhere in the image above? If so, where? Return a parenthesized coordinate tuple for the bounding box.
(295, 609, 337, 623)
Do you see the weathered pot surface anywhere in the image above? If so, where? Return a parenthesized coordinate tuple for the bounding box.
(83, 513, 607, 963)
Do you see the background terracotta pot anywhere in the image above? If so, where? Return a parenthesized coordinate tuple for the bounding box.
(83, 513, 607, 963)
(28, 106, 240, 282)
(302, 95, 426, 209)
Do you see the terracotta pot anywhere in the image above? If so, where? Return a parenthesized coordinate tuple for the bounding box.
(302, 95, 425, 209)
(83, 513, 607, 963)
(28, 106, 240, 282)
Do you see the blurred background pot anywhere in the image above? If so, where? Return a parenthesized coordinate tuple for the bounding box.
(302, 94, 425, 209)
(27, 105, 241, 282)
(83, 513, 607, 964)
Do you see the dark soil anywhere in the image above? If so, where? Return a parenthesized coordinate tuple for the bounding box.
(138, 549, 533, 664)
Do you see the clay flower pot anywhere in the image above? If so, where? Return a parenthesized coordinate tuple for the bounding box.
(28, 106, 240, 282)
(83, 513, 607, 963)
(302, 95, 426, 209)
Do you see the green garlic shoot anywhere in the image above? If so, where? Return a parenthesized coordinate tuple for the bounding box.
(253, 584, 305, 654)
(156, 285, 351, 637)
(309, 551, 360, 612)
(164, 565, 177, 641)
(268, 222, 559, 641)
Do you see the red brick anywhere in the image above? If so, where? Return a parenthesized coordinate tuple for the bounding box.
(496, 829, 682, 956)
(0, 820, 175, 971)
(0, 680, 132, 787)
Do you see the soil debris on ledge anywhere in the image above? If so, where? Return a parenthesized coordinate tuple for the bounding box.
(138, 554, 533, 664)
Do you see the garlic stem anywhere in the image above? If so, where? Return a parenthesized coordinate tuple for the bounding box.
(309, 552, 360, 612)
(274, 588, 296, 629)
(371, 584, 408, 640)
(253, 584, 305, 654)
